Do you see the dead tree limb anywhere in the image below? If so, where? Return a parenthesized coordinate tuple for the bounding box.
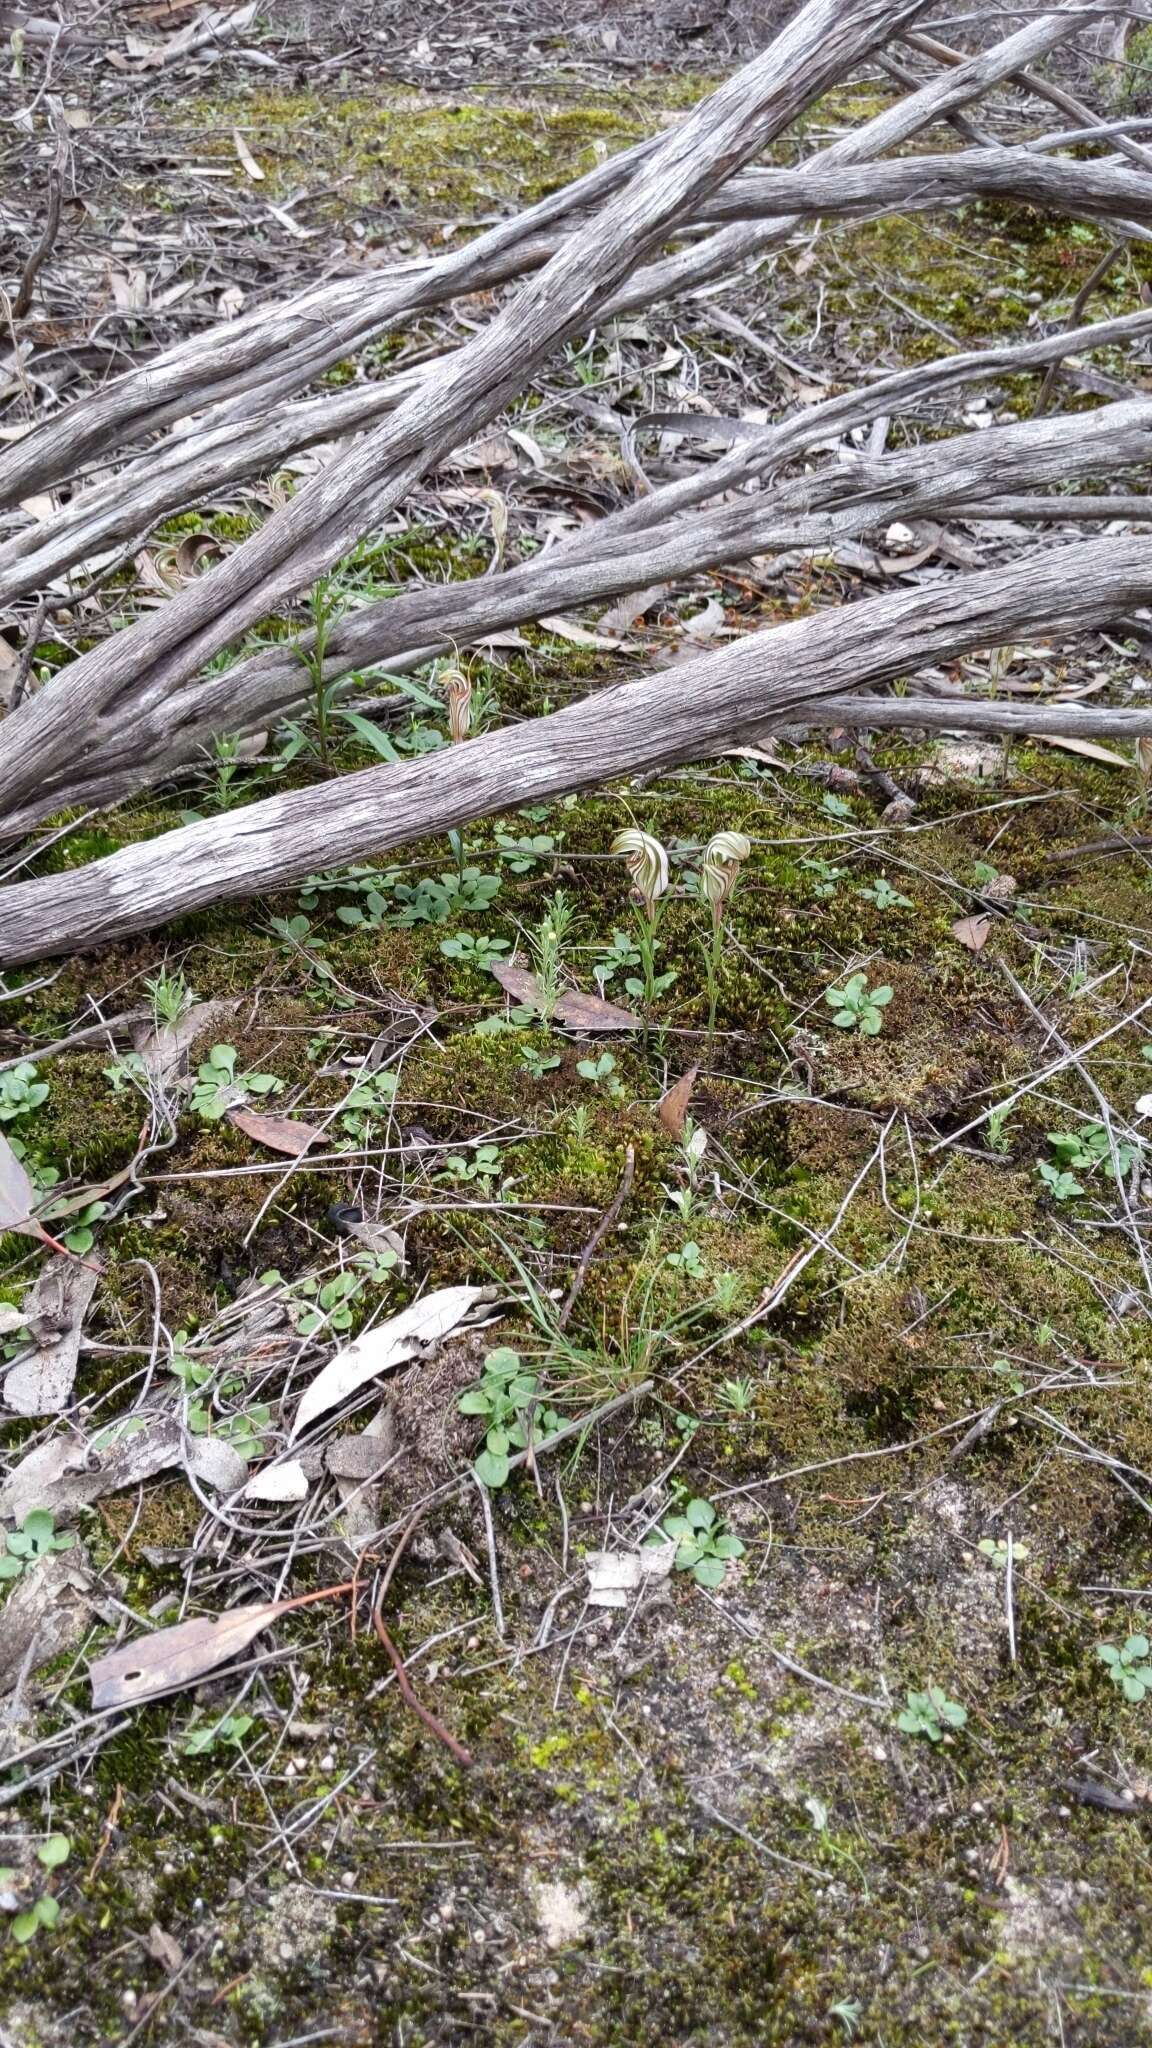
(5, 140, 1152, 611)
(0, 1, 1082, 520)
(9, 375, 1148, 831)
(0, 0, 926, 831)
(3, 534, 1151, 966)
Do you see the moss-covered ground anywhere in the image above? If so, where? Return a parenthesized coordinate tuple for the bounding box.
(4, 25, 1152, 2048)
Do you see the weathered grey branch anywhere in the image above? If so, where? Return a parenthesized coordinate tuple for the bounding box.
(770, 697, 1152, 737)
(0, 0, 927, 828)
(2, 534, 1151, 966)
(5, 386, 1150, 829)
(5, 137, 1151, 613)
(0, 2, 1086, 525)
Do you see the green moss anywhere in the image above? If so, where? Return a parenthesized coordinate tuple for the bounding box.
(176, 90, 643, 218)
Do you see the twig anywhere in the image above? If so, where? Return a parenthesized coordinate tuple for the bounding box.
(693, 1798, 826, 1881)
(474, 1476, 506, 1638)
(370, 1613, 472, 1767)
(927, 993, 1152, 1154)
(367, 1504, 472, 1763)
(8, 593, 52, 713)
(1005, 1529, 1017, 1666)
(558, 1143, 635, 1329)
(763, 1641, 890, 1711)
(11, 166, 62, 323)
(1034, 239, 1129, 414)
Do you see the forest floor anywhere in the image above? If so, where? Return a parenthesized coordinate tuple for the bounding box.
(3, 5, 1152, 2046)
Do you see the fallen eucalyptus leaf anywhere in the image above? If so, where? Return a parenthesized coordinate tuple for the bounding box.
(291, 1286, 494, 1442)
(490, 962, 639, 1033)
(1030, 733, 1133, 769)
(232, 127, 265, 180)
(240, 1458, 309, 1503)
(89, 1599, 292, 1709)
(227, 1108, 324, 1157)
(657, 1067, 698, 1140)
(539, 614, 623, 651)
(951, 914, 991, 953)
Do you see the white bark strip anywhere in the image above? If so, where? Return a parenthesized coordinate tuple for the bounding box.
(3, 534, 1151, 966)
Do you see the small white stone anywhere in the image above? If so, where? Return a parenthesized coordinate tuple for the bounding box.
(320, 1752, 335, 1773)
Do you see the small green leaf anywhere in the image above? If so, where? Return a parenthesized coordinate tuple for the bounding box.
(474, 1447, 510, 1490)
(692, 1557, 727, 1588)
(36, 1835, 69, 1871)
(458, 1388, 492, 1415)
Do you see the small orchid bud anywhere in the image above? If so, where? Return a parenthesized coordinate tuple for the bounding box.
(442, 668, 472, 743)
(611, 828, 669, 917)
(701, 830, 751, 911)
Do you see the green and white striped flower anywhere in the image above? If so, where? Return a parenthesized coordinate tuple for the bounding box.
(611, 829, 669, 918)
(700, 830, 751, 912)
(442, 668, 472, 743)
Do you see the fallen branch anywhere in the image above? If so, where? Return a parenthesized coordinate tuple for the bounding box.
(0, 3, 1080, 514)
(0, 0, 920, 831)
(3, 534, 1151, 963)
(11, 385, 1150, 825)
(8, 138, 1151, 607)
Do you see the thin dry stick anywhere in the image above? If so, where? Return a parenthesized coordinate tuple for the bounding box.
(364, 1502, 473, 1763)
(11, 163, 62, 322)
(558, 1144, 636, 1330)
